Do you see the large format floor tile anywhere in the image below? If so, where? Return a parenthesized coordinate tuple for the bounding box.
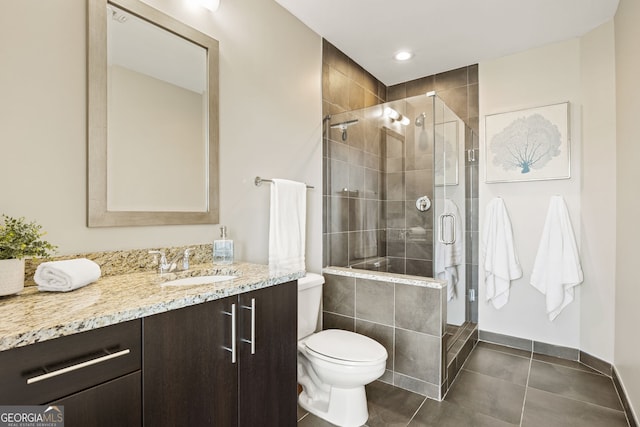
(528, 360, 623, 411)
(297, 341, 630, 427)
(475, 341, 532, 359)
(408, 398, 516, 427)
(445, 370, 526, 424)
(532, 352, 601, 374)
(298, 412, 337, 427)
(365, 381, 426, 427)
(463, 346, 530, 385)
(522, 387, 628, 427)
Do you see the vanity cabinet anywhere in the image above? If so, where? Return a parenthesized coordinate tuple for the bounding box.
(0, 319, 142, 427)
(237, 281, 298, 426)
(142, 280, 297, 427)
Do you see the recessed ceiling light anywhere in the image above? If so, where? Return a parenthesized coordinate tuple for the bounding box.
(394, 51, 413, 61)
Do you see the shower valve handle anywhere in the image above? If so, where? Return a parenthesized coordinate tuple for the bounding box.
(416, 196, 431, 212)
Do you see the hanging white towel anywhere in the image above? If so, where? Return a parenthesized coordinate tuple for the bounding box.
(268, 178, 307, 274)
(482, 197, 522, 309)
(434, 199, 463, 301)
(530, 196, 583, 321)
(35, 258, 101, 292)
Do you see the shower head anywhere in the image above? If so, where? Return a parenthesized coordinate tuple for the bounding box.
(415, 112, 426, 128)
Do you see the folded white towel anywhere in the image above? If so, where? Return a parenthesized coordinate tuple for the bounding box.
(35, 258, 101, 292)
(434, 199, 463, 301)
(268, 179, 307, 274)
(530, 196, 583, 321)
(482, 197, 522, 309)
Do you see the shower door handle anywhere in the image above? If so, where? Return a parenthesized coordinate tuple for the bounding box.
(438, 214, 456, 245)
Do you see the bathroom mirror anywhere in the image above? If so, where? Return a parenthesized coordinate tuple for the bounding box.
(88, 0, 219, 226)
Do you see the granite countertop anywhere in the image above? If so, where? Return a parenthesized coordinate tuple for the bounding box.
(322, 266, 447, 289)
(0, 262, 304, 352)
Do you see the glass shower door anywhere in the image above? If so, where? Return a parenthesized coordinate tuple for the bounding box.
(432, 95, 467, 326)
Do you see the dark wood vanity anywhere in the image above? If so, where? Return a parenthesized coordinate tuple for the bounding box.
(0, 280, 297, 427)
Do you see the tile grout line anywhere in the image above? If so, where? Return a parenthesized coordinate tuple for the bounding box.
(532, 355, 608, 376)
(519, 353, 534, 427)
(476, 341, 532, 360)
(527, 384, 629, 416)
(404, 396, 428, 427)
(480, 342, 611, 378)
(533, 358, 615, 380)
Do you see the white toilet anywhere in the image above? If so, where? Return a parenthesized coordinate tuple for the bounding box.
(297, 273, 388, 427)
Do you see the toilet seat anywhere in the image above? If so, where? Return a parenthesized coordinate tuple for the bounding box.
(304, 329, 387, 366)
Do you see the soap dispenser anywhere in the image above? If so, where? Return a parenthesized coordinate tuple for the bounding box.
(213, 226, 234, 265)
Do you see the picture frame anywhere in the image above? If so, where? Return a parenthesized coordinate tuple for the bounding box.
(485, 102, 570, 183)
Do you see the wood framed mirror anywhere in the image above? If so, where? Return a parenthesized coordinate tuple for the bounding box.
(88, 0, 219, 227)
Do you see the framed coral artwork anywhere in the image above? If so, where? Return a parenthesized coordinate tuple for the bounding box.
(485, 102, 570, 183)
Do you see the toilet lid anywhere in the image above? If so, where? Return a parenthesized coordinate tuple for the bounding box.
(305, 329, 387, 363)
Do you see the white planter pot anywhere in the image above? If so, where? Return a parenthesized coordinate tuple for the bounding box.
(0, 258, 25, 296)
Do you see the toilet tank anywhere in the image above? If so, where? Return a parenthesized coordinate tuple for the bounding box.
(297, 273, 325, 340)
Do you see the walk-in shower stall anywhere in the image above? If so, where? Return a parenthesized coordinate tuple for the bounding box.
(322, 92, 478, 396)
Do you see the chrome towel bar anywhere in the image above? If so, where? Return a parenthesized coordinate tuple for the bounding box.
(254, 176, 314, 189)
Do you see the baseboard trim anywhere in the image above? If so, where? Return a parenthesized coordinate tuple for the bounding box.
(613, 366, 639, 427)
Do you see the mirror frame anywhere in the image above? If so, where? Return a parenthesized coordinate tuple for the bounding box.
(88, 0, 219, 227)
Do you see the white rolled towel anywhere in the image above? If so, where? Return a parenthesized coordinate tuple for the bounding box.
(35, 258, 101, 292)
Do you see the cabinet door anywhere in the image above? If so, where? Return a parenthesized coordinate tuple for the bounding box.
(143, 298, 238, 426)
(238, 281, 297, 427)
(52, 371, 141, 427)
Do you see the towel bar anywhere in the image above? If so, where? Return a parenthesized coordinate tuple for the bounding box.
(254, 176, 314, 189)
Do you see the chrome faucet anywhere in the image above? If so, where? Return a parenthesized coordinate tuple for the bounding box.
(148, 248, 194, 274)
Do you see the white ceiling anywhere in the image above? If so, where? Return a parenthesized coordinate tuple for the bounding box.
(274, 0, 619, 86)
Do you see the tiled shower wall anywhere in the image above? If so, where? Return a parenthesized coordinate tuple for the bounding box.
(322, 40, 387, 268)
(322, 39, 479, 322)
(322, 270, 448, 400)
(322, 40, 387, 117)
(324, 110, 386, 269)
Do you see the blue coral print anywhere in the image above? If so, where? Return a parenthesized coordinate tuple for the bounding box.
(490, 113, 561, 174)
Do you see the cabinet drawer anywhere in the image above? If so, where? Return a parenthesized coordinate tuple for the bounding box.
(51, 371, 141, 427)
(0, 319, 141, 405)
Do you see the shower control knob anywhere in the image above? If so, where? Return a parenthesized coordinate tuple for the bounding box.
(416, 196, 431, 212)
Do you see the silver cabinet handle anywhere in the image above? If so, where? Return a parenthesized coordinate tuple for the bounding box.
(26, 349, 130, 385)
(223, 303, 237, 363)
(438, 213, 456, 245)
(242, 298, 256, 355)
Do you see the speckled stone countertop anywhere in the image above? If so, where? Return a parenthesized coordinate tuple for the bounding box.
(0, 262, 304, 352)
(322, 266, 446, 289)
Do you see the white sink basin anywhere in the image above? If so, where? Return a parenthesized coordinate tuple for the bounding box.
(160, 275, 237, 286)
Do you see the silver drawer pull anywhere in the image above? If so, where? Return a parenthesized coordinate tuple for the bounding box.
(26, 349, 131, 385)
(241, 298, 256, 355)
(222, 304, 237, 363)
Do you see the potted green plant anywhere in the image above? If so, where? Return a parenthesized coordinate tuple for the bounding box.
(0, 215, 57, 295)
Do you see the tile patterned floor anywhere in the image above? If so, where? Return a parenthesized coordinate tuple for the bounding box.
(298, 341, 631, 427)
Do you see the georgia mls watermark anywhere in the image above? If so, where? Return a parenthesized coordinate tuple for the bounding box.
(0, 406, 64, 427)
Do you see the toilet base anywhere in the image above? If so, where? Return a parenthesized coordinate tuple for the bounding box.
(299, 385, 368, 427)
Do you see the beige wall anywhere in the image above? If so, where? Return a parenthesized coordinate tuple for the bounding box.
(479, 38, 583, 349)
(479, 23, 618, 361)
(579, 20, 617, 363)
(615, 0, 640, 418)
(0, 0, 322, 271)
